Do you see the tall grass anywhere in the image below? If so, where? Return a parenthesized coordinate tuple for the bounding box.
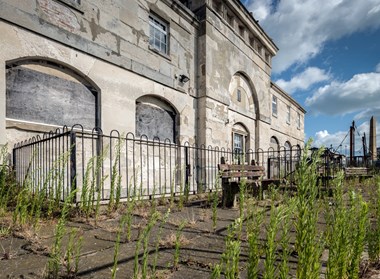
(112, 214, 127, 279)
(109, 137, 122, 213)
(368, 176, 380, 263)
(47, 189, 77, 278)
(152, 208, 171, 276)
(221, 218, 242, 279)
(0, 144, 11, 212)
(64, 228, 83, 276)
(279, 197, 295, 279)
(263, 202, 290, 279)
(11, 149, 71, 227)
(173, 220, 186, 269)
(246, 203, 264, 279)
(133, 211, 160, 279)
(294, 140, 324, 279)
(326, 172, 369, 279)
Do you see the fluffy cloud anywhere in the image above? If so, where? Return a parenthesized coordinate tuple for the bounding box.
(246, 0, 380, 73)
(305, 72, 380, 116)
(275, 67, 330, 94)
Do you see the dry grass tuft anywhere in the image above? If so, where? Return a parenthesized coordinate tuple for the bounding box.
(159, 233, 190, 248)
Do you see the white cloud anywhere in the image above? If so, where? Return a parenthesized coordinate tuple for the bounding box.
(275, 67, 330, 94)
(247, 0, 380, 73)
(376, 62, 380, 72)
(305, 72, 380, 116)
(247, 0, 272, 21)
(313, 129, 348, 149)
(313, 121, 380, 152)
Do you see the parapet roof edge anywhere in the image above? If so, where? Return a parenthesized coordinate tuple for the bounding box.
(231, 0, 279, 53)
(161, 0, 200, 26)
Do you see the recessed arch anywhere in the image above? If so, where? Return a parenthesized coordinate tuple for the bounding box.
(228, 71, 260, 150)
(135, 95, 179, 143)
(229, 71, 260, 118)
(6, 57, 100, 129)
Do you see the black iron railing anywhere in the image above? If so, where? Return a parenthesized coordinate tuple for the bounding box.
(13, 126, 305, 202)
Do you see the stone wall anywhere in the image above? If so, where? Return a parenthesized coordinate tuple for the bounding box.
(0, 0, 198, 148)
(0, 0, 305, 155)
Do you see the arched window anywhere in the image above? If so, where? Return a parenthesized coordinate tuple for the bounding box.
(232, 124, 249, 152)
(294, 144, 301, 157)
(135, 96, 177, 143)
(270, 136, 279, 152)
(285, 141, 291, 158)
(6, 59, 99, 129)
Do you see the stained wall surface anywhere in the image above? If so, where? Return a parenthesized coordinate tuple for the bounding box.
(0, 0, 305, 153)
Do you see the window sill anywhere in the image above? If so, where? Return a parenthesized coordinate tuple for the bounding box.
(149, 46, 171, 61)
(272, 113, 277, 118)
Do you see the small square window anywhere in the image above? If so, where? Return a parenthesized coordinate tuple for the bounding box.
(272, 96, 278, 116)
(149, 14, 168, 54)
(237, 89, 241, 102)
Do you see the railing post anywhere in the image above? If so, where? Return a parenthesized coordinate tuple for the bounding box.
(70, 130, 77, 203)
(12, 147, 17, 182)
(185, 146, 190, 194)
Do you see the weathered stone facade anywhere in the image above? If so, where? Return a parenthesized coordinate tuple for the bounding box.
(0, 0, 305, 152)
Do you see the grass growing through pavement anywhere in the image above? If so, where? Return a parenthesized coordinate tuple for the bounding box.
(47, 189, 77, 278)
(4, 139, 380, 279)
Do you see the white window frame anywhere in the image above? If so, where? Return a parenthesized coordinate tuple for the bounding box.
(272, 96, 278, 117)
(286, 105, 291, 124)
(232, 132, 247, 163)
(149, 14, 169, 55)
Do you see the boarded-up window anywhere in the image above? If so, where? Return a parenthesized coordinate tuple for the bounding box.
(135, 97, 176, 142)
(6, 63, 97, 129)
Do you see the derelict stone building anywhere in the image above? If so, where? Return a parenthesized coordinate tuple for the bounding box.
(0, 0, 305, 153)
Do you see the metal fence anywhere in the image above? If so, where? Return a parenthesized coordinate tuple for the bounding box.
(13, 126, 304, 202)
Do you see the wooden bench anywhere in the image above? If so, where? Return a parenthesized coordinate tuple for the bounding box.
(345, 167, 373, 179)
(218, 158, 265, 208)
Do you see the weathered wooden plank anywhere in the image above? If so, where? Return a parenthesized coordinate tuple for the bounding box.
(218, 164, 264, 171)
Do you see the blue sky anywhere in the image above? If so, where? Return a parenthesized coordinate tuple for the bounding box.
(243, 0, 380, 154)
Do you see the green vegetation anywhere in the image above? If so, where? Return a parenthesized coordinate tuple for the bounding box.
(2, 140, 380, 278)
